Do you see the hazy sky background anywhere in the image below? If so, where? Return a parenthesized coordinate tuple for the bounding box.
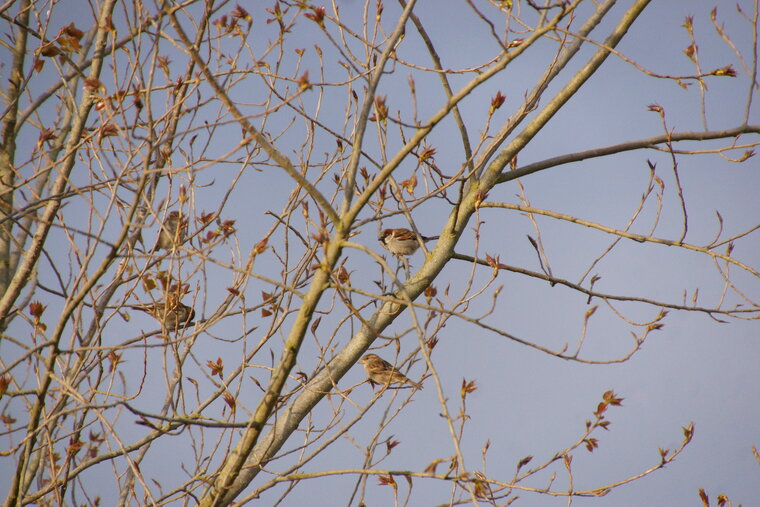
(1, 0, 758, 505)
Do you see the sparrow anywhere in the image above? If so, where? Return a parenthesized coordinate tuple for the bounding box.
(156, 211, 186, 250)
(378, 228, 438, 256)
(131, 298, 195, 331)
(359, 353, 422, 389)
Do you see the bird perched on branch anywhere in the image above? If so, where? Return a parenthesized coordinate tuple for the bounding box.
(359, 353, 423, 389)
(131, 297, 195, 331)
(378, 228, 438, 257)
(155, 211, 186, 251)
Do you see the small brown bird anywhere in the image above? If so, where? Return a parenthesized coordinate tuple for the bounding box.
(156, 211, 186, 250)
(378, 228, 438, 256)
(359, 353, 422, 389)
(131, 299, 195, 331)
